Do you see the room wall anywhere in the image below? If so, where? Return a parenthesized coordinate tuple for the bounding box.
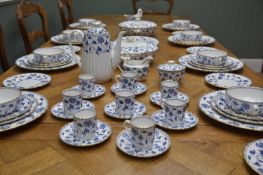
(0, 0, 262, 71)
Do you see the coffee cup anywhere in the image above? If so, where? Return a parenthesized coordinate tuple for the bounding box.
(115, 89, 135, 116)
(196, 50, 228, 66)
(62, 89, 82, 115)
(79, 74, 95, 96)
(172, 19, 190, 29)
(180, 30, 203, 41)
(161, 80, 179, 99)
(62, 29, 84, 42)
(115, 71, 138, 90)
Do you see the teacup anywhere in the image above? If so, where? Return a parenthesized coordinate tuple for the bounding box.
(157, 60, 185, 82)
(79, 74, 95, 96)
(62, 89, 82, 115)
(172, 19, 190, 29)
(115, 89, 135, 116)
(79, 18, 96, 26)
(62, 29, 84, 42)
(225, 87, 263, 116)
(180, 30, 203, 41)
(115, 71, 138, 90)
(0, 87, 21, 116)
(73, 109, 96, 140)
(162, 98, 187, 126)
(161, 80, 179, 99)
(124, 116, 155, 149)
(33, 47, 65, 64)
(196, 50, 228, 66)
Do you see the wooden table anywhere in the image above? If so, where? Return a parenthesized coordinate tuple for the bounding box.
(0, 15, 262, 175)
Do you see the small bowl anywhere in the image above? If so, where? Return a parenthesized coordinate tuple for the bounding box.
(172, 19, 191, 28)
(180, 30, 203, 41)
(225, 86, 263, 116)
(123, 59, 150, 81)
(196, 50, 228, 66)
(33, 47, 65, 64)
(0, 87, 21, 116)
(157, 60, 185, 82)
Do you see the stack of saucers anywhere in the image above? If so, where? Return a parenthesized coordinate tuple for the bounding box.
(0, 87, 48, 132)
(162, 19, 200, 31)
(179, 49, 244, 72)
(199, 86, 263, 131)
(16, 47, 79, 71)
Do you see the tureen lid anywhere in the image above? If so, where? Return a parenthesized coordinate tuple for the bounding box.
(157, 60, 185, 72)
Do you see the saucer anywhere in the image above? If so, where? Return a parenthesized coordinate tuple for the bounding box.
(205, 73, 252, 89)
(104, 101, 146, 119)
(151, 110, 198, 130)
(116, 128, 170, 158)
(111, 82, 147, 95)
(186, 46, 218, 54)
(244, 139, 263, 175)
(51, 100, 95, 119)
(162, 23, 200, 31)
(59, 120, 111, 147)
(168, 34, 215, 46)
(70, 85, 106, 99)
(3, 73, 51, 90)
(53, 45, 81, 53)
(150, 91, 189, 106)
(51, 34, 83, 45)
(69, 22, 106, 30)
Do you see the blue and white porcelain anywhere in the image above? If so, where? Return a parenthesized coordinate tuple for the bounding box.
(3, 73, 51, 90)
(51, 100, 95, 120)
(179, 54, 244, 73)
(53, 45, 81, 53)
(115, 89, 135, 116)
(168, 33, 215, 46)
(0, 88, 21, 116)
(111, 82, 147, 95)
(116, 128, 170, 158)
(119, 20, 157, 36)
(162, 23, 200, 31)
(205, 73, 252, 89)
(79, 74, 95, 96)
(115, 71, 138, 91)
(0, 91, 48, 132)
(59, 120, 111, 147)
(199, 90, 263, 131)
(62, 30, 84, 43)
(178, 30, 203, 41)
(33, 48, 65, 64)
(70, 85, 106, 99)
(186, 46, 218, 54)
(150, 91, 189, 106)
(69, 21, 106, 30)
(161, 80, 179, 99)
(157, 60, 185, 82)
(172, 19, 191, 28)
(104, 101, 146, 119)
(124, 116, 156, 149)
(244, 139, 263, 175)
(62, 89, 83, 115)
(51, 34, 82, 45)
(196, 50, 228, 66)
(152, 110, 198, 130)
(225, 87, 263, 116)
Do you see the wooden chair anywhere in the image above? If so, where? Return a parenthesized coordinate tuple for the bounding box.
(132, 0, 174, 15)
(0, 25, 10, 72)
(16, 1, 50, 54)
(58, 0, 74, 30)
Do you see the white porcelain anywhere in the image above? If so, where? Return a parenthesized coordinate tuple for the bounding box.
(161, 80, 179, 99)
(79, 18, 96, 26)
(172, 19, 191, 28)
(111, 82, 147, 95)
(115, 89, 135, 116)
(70, 84, 106, 99)
(124, 8, 143, 21)
(53, 45, 81, 53)
(62, 29, 84, 42)
(186, 46, 218, 54)
(0, 88, 21, 116)
(69, 22, 106, 30)
(168, 34, 215, 46)
(179, 30, 203, 41)
(196, 50, 228, 66)
(51, 35, 82, 45)
(79, 74, 95, 96)
(162, 23, 200, 31)
(150, 91, 189, 106)
(157, 60, 185, 81)
(62, 89, 82, 115)
(119, 20, 157, 36)
(115, 71, 138, 91)
(33, 48, 65, 64)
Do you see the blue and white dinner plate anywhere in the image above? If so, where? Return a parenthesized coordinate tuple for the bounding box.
(3, 73, 51, 90)
(168, 34, 215, 46)
(111, 82, 147, 95)
(116, 128, 170, 158)
(199, 90, 263, 131)
(150, 91, 189, 106)
(51, 34, 83, 45)
(53, 45, 81, 53)
(162, 23, 200, 31)
(51, 100, 95, 120)
(0, 91, 48, 132)
(70, 85, 106, 99)
(104, 101, 146, 119)
(59, 120, 111, 147)
(179, 55, 244, 73)
(151, 110, 198, 130)
(186, 46, 218, 54)
(244, 139, 263, 175)
(205, 73, 252, 89)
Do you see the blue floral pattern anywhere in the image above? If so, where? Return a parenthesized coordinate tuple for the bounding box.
(70, 85, 106, 99)
(119, 20, 157, 36)
(150, 91, 189, 106)
(111, 82, 147, 96)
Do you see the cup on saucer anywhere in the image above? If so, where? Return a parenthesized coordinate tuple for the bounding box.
(79, 18, 96, 26)
(172, 19, 190, 28)
(196, 50, 228, 66)
(33, 47, 65, 64)
(124, 116, 156, 149)
(115, 71, 138, 91)
(62, 29, 84, 42)
(0, 87, 21, 116)
(180, 30, 203, 41)
(157, 60, 185, 82)
(161, 80, 179, 99)
(115, 89, 135, 116)
(62, 89, 82, 115)
(79, 74, 95, 96)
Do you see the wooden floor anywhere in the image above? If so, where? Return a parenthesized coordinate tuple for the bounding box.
(0, 15, 262, 175)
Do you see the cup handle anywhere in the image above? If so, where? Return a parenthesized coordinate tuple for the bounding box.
(168, 60, 175, 64)
(124, 120, 132, 133)
(115, 75, 121, 83)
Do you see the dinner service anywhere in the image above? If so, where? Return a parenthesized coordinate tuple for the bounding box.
(161, 80, 179, 99)
(157, 60, 186, 82)
(150, 91, 189, 106)
(186, 46, 218, 54)
(116, 128, 170, 158)
(51, 100, 95, 120)
(111, 82, 147, 95)
(62, 89, 83, 115)
(199, 90, 263, 131)
(205, 73, 252, 89)
(119, 20, 157, 36)
(196, 50, 228, 66)
(244, 139, 263, 175)
(59, 120, 111, 147)
(151, 110, 198, 130)
(225, 87, 263, 116)
(79, 74, 95, 96)
(70, 84, 106, 99)
(0, 87, 21, 115)
(3, 73, 51, 90)
(0, 91, 48, 132)
(115, 71, 138, 91)
(33, 47, 65, 64)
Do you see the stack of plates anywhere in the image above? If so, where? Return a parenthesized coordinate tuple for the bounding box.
(119, 20, 157, 36)
(162, 23, 200, 31)
(0, 91, 48, 132)
(199, 90, 263, 132)
(179, 54, 243, 72)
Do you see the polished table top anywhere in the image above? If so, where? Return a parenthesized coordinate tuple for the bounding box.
(0, 15, 263, 175)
